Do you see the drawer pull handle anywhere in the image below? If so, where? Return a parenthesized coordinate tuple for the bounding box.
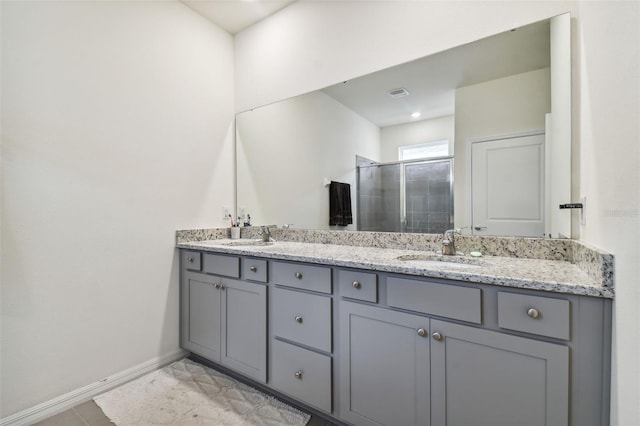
(249, 266, 257, 272)
(417, 328, 427, 337)
(214, 284, 221, 289)
(294, 272, 303, 279)
(432, 332, 443, 341)
(294, 371, 303, 380)
(352, 281, 361, 289)
(295, 316, 303, 323)
(187, 257, 194, 263)
(527, 308, 540, 319)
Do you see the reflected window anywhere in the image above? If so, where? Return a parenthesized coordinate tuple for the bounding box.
(399, 140, 449, 161)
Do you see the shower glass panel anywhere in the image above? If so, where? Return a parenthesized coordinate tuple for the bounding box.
(357, 156, 453, 234)
(404, 160, 454, 234)
(357, 160, 402, 232)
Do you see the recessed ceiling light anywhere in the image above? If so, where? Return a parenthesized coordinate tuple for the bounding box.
(411, 112, 421, 118)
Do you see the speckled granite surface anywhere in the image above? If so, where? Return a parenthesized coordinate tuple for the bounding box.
(176, 228, 615, 298)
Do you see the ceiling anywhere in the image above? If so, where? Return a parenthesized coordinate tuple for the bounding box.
(322, 19, 550, 128)
(181, 0, 296, 34)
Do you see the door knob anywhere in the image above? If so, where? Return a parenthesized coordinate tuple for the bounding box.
(432, 332, 443, 341)
(417, 328, 427, 337)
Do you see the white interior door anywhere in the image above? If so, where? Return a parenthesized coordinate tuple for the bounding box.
(472, 134, 545, 237)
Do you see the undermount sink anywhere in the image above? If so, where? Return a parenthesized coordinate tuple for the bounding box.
(396, 254, 484, 269)
(220, 239, 275, 247)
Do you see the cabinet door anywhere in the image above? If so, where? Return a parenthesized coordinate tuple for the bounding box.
(430, 320, 568, 426)
(339, 301, 430, 426)
(182, 272, 221, 362)
(220, 278, 267, 382)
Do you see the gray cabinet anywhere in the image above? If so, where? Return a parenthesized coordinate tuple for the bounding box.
(179, 254, 609, 426)
(181, 270, 267, 382)
(269, 262, 334, 413)
(220, 278, 267, 382)
(271, 339, 332, 412)
(339, 301, 430, 426)
(430, 319, 568, 426)
(182, 272, 221, 361)
(340, 301, 569, 426)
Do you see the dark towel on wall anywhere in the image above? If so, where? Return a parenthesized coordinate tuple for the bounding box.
(329, 181, 353, 226)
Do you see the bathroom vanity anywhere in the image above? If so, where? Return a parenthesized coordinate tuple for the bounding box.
(177, 230, 613, 426)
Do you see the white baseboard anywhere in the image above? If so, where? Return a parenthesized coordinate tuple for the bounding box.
(0, 348, 188, 426)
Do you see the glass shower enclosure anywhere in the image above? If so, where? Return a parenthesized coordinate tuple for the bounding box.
(356, 156, 454, 234)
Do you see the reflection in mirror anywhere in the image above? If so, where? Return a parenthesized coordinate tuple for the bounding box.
(236, 13, 571, 238)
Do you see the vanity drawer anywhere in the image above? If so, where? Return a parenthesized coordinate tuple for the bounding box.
(242, 258, 267, 282)
(272, 287, 332, 352)
(182, 250, 201, 271)
(387, 277, 482, 324)
(203, 253, 240, 278)
(270, 261, 332, 294)
(338, 269, 377, 303)
(498, 292, 570, 340)
(271, 339, 332, 413)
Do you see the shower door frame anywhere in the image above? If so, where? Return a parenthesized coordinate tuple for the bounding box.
(356, 156, 455, 233)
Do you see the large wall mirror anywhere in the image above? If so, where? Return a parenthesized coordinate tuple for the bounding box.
(236, 13, 571, 238)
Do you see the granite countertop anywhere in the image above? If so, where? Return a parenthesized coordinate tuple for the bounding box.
(177, 238, 614, 299)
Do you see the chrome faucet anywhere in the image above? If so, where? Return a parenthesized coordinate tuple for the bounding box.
(442, 228, 460, 255)
(261, 226, 274, 242)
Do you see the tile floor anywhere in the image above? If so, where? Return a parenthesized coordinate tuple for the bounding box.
(33, 399, 337, 426)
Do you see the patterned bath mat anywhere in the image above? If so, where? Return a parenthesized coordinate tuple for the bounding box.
(94, 358, 310, 426)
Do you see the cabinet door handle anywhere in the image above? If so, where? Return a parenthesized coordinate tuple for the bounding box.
(352, 281, 361, 289)
(295, 316, 303, 323)
(417, 328, 427, 337)
(214, 283, 221, 289)
(219, 284, 225, 290)
(187, 257, 194, 263)
(294, 272, 303, 279)
(527, 308, 540, 319)
(294, 371, 303, 380)
(432, 332, 443, 341)
(249, 266, 257, 272)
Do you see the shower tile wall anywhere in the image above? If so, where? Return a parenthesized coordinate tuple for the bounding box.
(405, 161, 453, 234)
(358, 159, 453, 234)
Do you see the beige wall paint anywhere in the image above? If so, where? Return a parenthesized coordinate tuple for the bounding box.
(1, 1, 235, 416)
(236, 90, 380, 230)
(576, 2, 640, 424)
(234, 1, 576, 113)
(380, 115, 454, 163)
(454, 68, 551, 234)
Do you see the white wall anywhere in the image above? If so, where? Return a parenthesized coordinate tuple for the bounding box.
(234, 1, 640, 424)
(236, 91, 380, 230)
(576, 2, 640, 425)
(380, 115, 454, 163)
(0, 0, 235, 417)
(234, 1, 576, 113)
(454, 68, 551, 233)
